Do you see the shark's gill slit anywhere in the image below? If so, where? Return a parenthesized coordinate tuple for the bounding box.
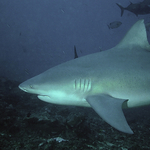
(87, 79, 91, 91)
(86, 79, 88, 91)
(80, 78, 81, 90)
(83, 79, 86, 92)
(84, 79, 87, 92)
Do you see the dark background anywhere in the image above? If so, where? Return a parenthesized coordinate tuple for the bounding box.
(0, 0, 150, 81)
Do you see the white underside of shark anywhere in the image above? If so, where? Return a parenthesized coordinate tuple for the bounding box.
(19, 20, 150, 134)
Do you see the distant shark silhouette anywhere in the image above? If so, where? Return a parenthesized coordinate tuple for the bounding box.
(19, 20, 150, 134)
(116, 1, 150, 16)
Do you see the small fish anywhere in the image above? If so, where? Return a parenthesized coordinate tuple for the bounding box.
(108, 21, 122, 29)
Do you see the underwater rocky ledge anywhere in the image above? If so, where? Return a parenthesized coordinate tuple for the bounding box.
(0, 77, 150, 150)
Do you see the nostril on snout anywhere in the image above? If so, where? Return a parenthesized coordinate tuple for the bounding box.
(29, 85, 33, 88)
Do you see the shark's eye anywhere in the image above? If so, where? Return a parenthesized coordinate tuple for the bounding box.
(29, 85, 33, 89)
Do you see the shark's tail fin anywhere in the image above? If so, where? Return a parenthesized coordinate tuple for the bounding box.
(116, 3, 124, 17)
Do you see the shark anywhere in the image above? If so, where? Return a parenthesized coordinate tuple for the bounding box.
(116, 1, 150, 17)
(19, 20, 150, 134)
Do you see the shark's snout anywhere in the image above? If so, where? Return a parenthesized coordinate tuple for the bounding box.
(19, 82, 46, 95)
(19, 84, 28, 92)
(19, 82, 34, 93)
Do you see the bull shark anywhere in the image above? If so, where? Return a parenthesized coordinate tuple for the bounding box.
(19, 20, 150, 134)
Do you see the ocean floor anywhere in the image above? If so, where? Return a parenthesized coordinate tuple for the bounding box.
(0, 77, 150, 150)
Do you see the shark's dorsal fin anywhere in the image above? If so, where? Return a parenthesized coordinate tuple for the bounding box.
(116, 20, 150, 51)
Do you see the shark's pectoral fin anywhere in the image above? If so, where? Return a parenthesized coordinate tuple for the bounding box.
(86, 94, 133, 134)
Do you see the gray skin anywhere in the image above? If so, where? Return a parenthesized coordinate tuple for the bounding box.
(19, 20, 150, 134)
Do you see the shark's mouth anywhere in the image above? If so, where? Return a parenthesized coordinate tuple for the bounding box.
(37, 95, 51, 102)
(38, 94, 50, 98)
(19, 85, 28, 92)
